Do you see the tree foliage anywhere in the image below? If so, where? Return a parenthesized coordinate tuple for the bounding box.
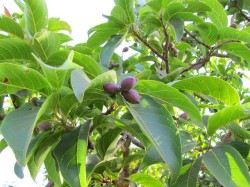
(0, 0, 250, 186)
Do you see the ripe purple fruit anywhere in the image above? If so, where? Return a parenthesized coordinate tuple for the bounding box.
(122, 89, 140, 104)
(38, 121, 52, 131)
(179, 113, 188, 119)
(122, 47, 129, 52)
(103, 82, 121, 94)
(121, 76, 137, 91)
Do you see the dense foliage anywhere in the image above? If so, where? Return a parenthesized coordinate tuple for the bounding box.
(0, 0, 250, 186)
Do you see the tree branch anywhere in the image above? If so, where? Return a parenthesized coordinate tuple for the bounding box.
(235, 0, 250, 22)
(184, 28, 211, 49)
(160, 16, 170, 73)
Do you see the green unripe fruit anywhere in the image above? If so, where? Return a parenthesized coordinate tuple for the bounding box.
(122, 89, 140, 104)
(121, 76, 137, 91)
(103, 82, 121, 94)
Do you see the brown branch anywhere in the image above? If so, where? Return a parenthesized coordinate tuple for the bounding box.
(121, 131, 145, 149)
(184, 28, 211, 49)
(160, 16, 170, 73)
(102, 103, 116, 115)
(133, 31, 165, 61)
(213, 53, 229, 58)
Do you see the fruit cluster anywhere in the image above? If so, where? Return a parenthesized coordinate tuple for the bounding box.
(103, 76, 140, 104)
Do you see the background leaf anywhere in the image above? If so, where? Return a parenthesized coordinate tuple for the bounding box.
(0, 16, 24, 38)
(203, 145, 250, 187)
(169, 18, 184, 42)
(127, 96, 181, 182)
(129, 173, 164, 187)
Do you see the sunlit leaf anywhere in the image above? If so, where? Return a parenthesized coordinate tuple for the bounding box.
(130, 173, 164, 187)
(0, 16, 24, 38)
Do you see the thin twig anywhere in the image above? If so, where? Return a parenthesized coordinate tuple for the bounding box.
(133, 31, 165, 61)
(184, 28, 211, 49)
(160, 16, 170, 73)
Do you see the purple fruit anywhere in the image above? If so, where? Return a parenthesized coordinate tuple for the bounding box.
(38, 121, 52, 131)
(103, 82, 121, 94)
(120, 76, 137, 91)
(122, 47, 129, 52)
(179, 113, 188, 119)
(122, 89, 140, 104)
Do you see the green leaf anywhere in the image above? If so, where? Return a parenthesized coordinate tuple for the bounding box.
(172, 158, 202, 187)
(71, 69, 90, 103)
(219, 27, 250, 44)
(163, 2, 185, 21)
(180, 131, 197, 153)
(87, 22, 121, 50)
(219, 42, 250, 62)
(127, 96, 181, 182)
(100, 34, 125, 68)
(0, 38, 33, 62)
(227, 123, 250, 140)
(59, 94, 78, 117)
(207, 103, 250, 135)
(171, 12, 204, 24)
(169, 18, 184, 42)
(136, 80, 202, 126)
(140, 145, 163, 170)
(44, 151, 62, 186)
(0, 63, 51, 96)
(32, 30, 61, 61)
(0, 15, 24, 38)
(83, 70, 117, 102)
(111, 5, 129, 24)
(173, 76, 240, 106)
(183, 1, 211, 12)
(196, 22, 219, 45)
(24, 0, 48, 35)
(130, 173, 164, 187)
(203, 145, 250, 187)
(48, 17, 72, 33)
(95, 128, 121, 159)
(114, 0, 135, 23)
(1, 103, 39, 166)
(0, 138, 8, 154)
(33, 51, 79, 91)
(200, 0, 227, 28)
(54, 121, 91, 187)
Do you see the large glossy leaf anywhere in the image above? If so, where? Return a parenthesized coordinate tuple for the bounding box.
(140, 145, 163, 170)
(24, 0, 48, 35)
(135, 80, 202, 126)
(171, 12, 204, 24)
(200, 0, 227, 27)
(0, 63, 51, 96)
(71, 69, 90, 102)
(54, 121, 91, 187)
(0, 38, 33, 62)
(196, 22, 219, 45)
(172, 158, 202, 187)
(183, 1, 211, 12)
(114, 0, 135, 23)
(207, 103, 250, 135)
(173, 76, 240, 106)
(1, 103, 39, 166)
(32, 30, 61, 61)
(100, 34, 124, 68)
(111, 5, 129, 24)
(180, 131, 197, 153)
(127, 96, 181, 182)
(33, 51, 80, 91)
(219, 27, 250, 44)
(130, 173, 164, 187)
(0, 16, 24, 38)
(219, 42, 250, 62)
(203, 145, 250, 187)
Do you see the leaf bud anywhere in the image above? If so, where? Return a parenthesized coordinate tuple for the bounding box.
(38, 121, 52, 131)
(103, 82, 121, 94)
(120, 76, 137, 91)
(122, 89, 140, 104)
(179, 113, 188, 119)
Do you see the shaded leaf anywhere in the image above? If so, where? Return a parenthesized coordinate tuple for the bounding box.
(54, 121, 91, 187)
(180, 131, 197, 153)
(173, 76, 240, 106)
(169, 18, 184, 42)
(196, 22, 219, 45)
(1, 103, 39, 166)
(127, 96, 181, 182)
(227, 123, 250, 140)
(203, 145, 250, 187)
(140, 145, 163, 170)
(207, 103, 250, 135)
